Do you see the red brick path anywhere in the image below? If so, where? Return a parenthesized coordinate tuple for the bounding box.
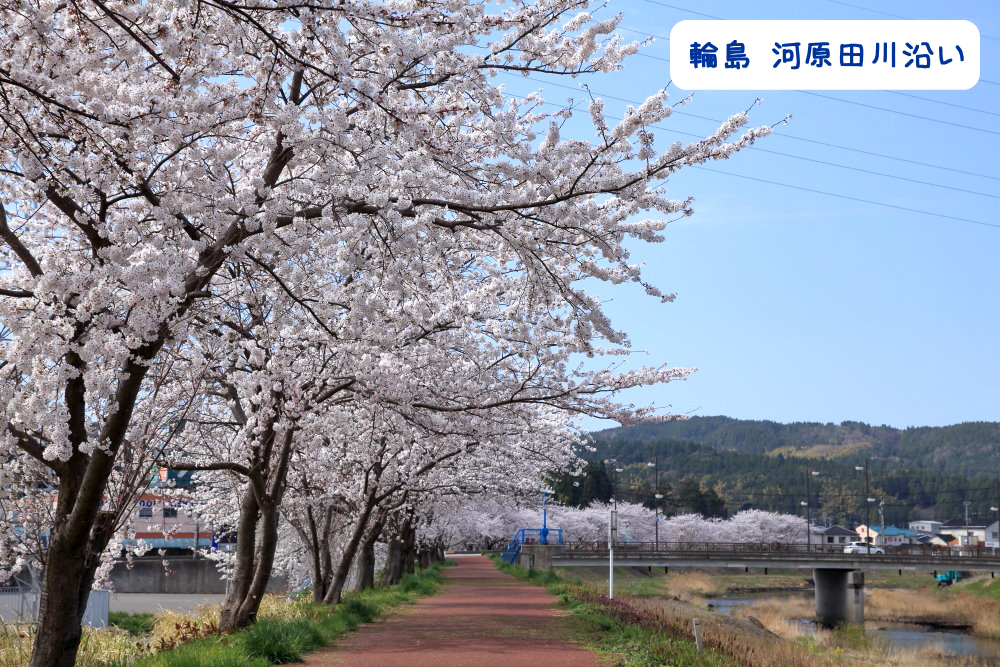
(304, 555, 599, 666)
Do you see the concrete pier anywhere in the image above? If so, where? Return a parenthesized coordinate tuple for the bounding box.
(814, 568, 864, 627)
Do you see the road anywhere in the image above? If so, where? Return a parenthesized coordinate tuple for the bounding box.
(304, 555, 597, 667)
(109, 593, 227, 614)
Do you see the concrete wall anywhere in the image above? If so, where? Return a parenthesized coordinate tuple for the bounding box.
(110, 558, 287, 594)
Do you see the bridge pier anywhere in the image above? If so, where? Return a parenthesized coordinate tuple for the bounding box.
(814, 569, 864, 627)
(518, 544, 556, 571)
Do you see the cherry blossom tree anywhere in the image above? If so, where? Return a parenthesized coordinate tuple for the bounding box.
(0, 0, 771, 662)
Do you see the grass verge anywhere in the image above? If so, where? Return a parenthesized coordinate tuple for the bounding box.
(0, 562, 450, 667)
(491, 556, 737, 666)
(135, 564, 450, 666)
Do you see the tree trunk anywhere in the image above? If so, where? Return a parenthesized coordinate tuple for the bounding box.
(354, 541, 376, 592)
(323, 493, 376, 604)
(353, 517, 384, 592)
(380, 530, 403, 587)
(31, 543, 91, 666)
(221, 504, 281, 631)
(30, 511, 115, 667)
(401, 518, 416, 576)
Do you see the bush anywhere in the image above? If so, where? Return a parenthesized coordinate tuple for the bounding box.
(238, 618, 327, 664)
(109, 612, 156, 636)
(339, 597, 377, 625)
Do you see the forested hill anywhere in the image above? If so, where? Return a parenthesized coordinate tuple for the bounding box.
(590, 416, 1000, 477)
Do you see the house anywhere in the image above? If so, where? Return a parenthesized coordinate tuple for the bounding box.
(908, 520, 944, 534)
(941, 518, 1000, 547)
(815, 525, 859, 547)
(854, 525, 920, 547)
(926, 533, 957, 547)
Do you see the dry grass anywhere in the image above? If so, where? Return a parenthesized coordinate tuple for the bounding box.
(0, 593, 309, 666)
(664, 572, 720, 602)
(866, 588, 1000, 640)
(0, 622, 146, 667)
(727, 591, 1000, 666)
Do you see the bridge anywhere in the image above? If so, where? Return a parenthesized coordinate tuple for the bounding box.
(508, 536, 1000, 627)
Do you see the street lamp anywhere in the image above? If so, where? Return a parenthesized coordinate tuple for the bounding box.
(647, 458, 661, 548)
(855, 460, 873, 554)
(964, 500, 972, 548)
(992, 505, 999, 551)
(604, 459, 623, 598)
(800, 500, 808, 549)
(805, 471, 819, 551)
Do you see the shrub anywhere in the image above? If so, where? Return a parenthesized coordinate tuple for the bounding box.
(109, 612, 156, 636)
(237, 618, 327, 664)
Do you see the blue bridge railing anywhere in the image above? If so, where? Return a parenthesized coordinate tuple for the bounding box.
(501, 528, 564, 564)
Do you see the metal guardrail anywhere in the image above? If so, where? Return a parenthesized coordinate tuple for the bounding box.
(501, 528, 565, 564)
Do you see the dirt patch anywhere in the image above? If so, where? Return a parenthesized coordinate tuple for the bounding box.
(305, 556, 598, 666)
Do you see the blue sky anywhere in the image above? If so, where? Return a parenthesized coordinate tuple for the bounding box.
(504, 1, 1000, 430)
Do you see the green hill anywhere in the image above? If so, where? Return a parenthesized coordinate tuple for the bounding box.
(591, 417, 1000, 477)
(557, 417, 1000, 527)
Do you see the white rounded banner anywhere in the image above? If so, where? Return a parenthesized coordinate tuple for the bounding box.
(669, 20, 980, 90)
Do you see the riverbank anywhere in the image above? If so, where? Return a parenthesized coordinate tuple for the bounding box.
(550, 566, 1000, 665)
(511, 562, 937, 666)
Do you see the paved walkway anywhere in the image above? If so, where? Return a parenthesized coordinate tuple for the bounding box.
(305, 555, 599, 666)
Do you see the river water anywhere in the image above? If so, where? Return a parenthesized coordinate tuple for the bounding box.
(707, 592, 1000, 662)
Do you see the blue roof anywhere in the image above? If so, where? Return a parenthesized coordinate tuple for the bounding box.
(871, 525, 919, 537)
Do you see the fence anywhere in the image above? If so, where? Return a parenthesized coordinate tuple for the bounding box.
(501, 528, 564, 564)
(0, 588, 109, 628)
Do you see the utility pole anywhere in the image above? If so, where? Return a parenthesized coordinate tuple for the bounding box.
(964, 500, 972, 547)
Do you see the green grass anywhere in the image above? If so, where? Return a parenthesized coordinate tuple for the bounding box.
(492, 557, 737, 666)
(960, 576, 1000, 599)
(133, 563, 448, 667)
(109, 612, 156, 636)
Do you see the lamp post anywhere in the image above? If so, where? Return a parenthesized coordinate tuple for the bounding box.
(995, 472, 1000, 549)
(647, 458, 661, 548)
(855, 459, 874, 554)
(605, 459, 622, 598)
(964, 500, 972, 548)
(609, 505, 617, 599)
(541, 490, 548, 545)
(804, 471, 819, 551)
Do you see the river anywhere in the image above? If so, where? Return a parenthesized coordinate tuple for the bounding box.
(707, 591, 1000, 662)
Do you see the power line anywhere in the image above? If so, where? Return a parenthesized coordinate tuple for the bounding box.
(818, 0, 1000, 42)
(796, 91, 1000, 136)
(502, 90, 1000, 229)
(694, 166, 1000, 229)
(640, 0, 722, 20)
(882, 91, 1000, 118)
(639, 0, 721, 20)
(502, 77, 1000, 198)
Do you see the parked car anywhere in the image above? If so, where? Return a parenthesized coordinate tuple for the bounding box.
(843, 541, 884, 554)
